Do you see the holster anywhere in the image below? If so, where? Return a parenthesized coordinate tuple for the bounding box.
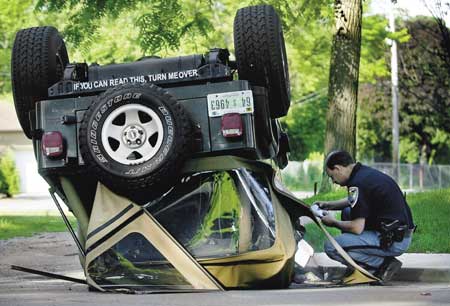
(378, 220, 408, 250)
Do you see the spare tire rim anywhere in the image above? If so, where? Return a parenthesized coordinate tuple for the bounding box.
(101, 104, 164, 165)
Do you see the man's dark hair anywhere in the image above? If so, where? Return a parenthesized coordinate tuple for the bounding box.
(325, 150, 355, 169)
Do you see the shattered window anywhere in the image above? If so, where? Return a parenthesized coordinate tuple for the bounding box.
(146, 169, 276, 257)
(87, 232, 192, 290)
(87, 169, 278, 290)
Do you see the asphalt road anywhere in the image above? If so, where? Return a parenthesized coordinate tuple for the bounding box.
(0, 278, 449, 306)
(1, 233, 449, 306)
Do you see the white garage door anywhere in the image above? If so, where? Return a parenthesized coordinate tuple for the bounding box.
(13, 148, 49, 194)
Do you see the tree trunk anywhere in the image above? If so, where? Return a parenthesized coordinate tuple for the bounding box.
(319, 0, 363, 193)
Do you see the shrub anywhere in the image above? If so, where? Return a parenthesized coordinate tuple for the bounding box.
(0, 150, 20, 197)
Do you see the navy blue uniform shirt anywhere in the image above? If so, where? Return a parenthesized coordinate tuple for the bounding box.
(345, 163, 414, 231)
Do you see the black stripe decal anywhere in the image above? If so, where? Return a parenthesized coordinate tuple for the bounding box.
(87, 210, 144, 255)
(87, 204, 134, 240)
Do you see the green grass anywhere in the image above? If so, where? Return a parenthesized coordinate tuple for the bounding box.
(300, 189, 347, 205)
(0, 215, 76, 240)
(406, 189, 450, 253)
(302, 188, 450, 253)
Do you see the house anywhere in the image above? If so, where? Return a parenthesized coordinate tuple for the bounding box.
(0, 101, 48, 194)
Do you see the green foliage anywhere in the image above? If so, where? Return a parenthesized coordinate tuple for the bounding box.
(301, 189, 347, 205)
(0, 150, 20, 197)
(358, 17, 450, 164)
(36, 0, 224, 57)
(387, 27, 411, 43)
(0, 215, 76, 240)
(136, 1, 185, 53)
(400, 138, 420, 163)
(283, 96, 328, 161)
(359, 15, 390, 84)
(282, 165, 322, 191)
(357, 82, 392, 161)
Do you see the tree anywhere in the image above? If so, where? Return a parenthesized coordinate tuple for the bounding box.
(421, 0, 450, 73)
(357, 17, 450, 165)
(284, 12, 396, 162)
(320, 0, 363, 192)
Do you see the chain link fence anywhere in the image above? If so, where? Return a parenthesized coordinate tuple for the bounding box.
(281, 161, 450, 192)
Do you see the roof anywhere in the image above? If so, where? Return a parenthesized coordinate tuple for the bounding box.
(0, 101, 22, 132)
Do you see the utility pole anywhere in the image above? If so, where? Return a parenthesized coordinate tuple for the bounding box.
(388, 0, 400, 181)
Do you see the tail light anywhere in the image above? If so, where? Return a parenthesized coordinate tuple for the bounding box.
(221, 113, 243, 138)
(42, 131, 64, 158)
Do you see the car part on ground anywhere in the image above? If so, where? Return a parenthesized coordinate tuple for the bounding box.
(11, 26, 69, 138)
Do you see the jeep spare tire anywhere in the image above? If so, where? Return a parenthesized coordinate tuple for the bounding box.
(79, 84, 192, 196)
(234, 5, 290, 118)
(11, 26, 69, 139)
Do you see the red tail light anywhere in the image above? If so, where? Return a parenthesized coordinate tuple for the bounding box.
(42, 131, 64, 158)
(221, 113, 243, 138)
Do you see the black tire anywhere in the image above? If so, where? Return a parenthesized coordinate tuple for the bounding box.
(11, 26, 69, 139)
(79, 84, 192, 197)
(234, 5, 290, 118)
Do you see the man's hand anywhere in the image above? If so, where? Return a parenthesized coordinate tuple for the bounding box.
(313, 201, 329, 210)
(321, 214, 336, 227)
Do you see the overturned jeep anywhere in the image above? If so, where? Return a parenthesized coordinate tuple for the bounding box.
(11, 5, 321, 292)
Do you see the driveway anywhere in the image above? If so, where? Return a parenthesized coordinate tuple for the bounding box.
(0, 193, 70, 215)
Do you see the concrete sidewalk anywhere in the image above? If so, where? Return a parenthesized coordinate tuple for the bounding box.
(310, 252, 450, 283)
(0, 193, 70, 215)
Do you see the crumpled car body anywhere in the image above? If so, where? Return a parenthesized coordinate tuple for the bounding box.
(81, 156, 308, 291)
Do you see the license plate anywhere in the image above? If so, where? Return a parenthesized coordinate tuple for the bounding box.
(207, 90, 254, 117)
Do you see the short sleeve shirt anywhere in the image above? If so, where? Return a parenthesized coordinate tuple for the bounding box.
(345, 163, 414, 231)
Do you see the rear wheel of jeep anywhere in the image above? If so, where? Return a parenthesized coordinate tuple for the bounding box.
(11, 26, 69, 139)
(234, 5, 290, 118)
(79, 84, 192, 198)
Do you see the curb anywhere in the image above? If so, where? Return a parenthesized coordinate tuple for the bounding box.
(322, 266, 450, 283)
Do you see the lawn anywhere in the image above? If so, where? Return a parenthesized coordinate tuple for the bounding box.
(301, 188, 450, 253)
(0, 215, 76, 240)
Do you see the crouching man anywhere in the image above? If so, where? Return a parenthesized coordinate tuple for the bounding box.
(316, 150, 415, 283)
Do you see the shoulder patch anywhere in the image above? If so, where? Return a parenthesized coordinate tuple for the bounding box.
(348, 186, 359, 208)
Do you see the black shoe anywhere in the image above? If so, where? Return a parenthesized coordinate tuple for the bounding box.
(375, 257, 403, 283)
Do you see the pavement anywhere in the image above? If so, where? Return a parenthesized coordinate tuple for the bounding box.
(308, 252, 450, 283)
(1, 193, 449, 284)
(0, 192, 70, 215)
